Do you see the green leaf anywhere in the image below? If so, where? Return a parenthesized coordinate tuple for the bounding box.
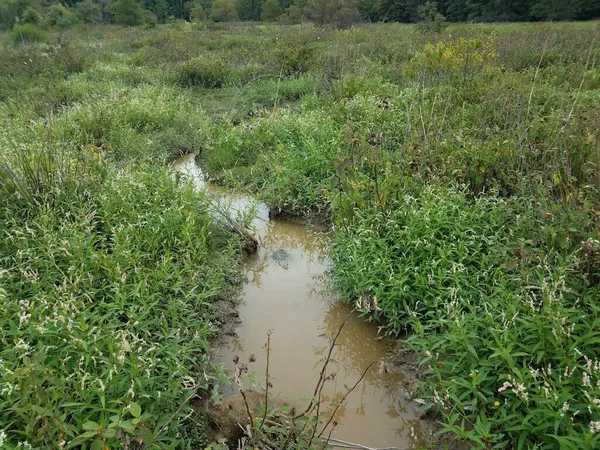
(90, 439, 104, 450)
(82, 421, 100, 431)
(130, 402, 142, 418)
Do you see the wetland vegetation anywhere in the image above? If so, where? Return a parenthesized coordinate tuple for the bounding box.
(1, 6, 600, 449)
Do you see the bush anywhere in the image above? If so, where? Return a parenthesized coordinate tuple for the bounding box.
(333, 6, 360, 30)
(175, 57, 233, 88)
(75, 0, 103, 24)
(210, 0, 239, 22)
(280, 5, 303, 24)
(9, 23, 47, 44)
(331, 187, 525, 333)
(203, 109, 343, 217)
(261, 0, 282, 22)
(44, 4, 79, 29)
(415, 1, 447, 33)
(21, 7, 43, 25)
(110, 0, 146, 26)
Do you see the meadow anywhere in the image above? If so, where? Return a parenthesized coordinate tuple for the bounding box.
(1, 20, 599, 449)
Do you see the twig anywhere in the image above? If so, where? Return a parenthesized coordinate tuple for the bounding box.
(270, 65, 284, 118)
(317, 360, 379, 439)
(235, 368, 255, 430)
(259, 330, 273, 430)
(294, 308, 355, 419)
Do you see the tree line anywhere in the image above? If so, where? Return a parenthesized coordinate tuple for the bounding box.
(1, 0, 599, 31)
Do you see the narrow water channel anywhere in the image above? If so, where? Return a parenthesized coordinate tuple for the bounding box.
(173, 154, 425, 449)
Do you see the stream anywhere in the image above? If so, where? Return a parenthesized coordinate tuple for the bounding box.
(173, 154, 425, 449)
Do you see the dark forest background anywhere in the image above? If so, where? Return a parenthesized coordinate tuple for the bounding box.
(2, 0, 599, 30)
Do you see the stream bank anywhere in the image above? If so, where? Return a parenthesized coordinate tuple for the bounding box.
(173, 154, 442, 449)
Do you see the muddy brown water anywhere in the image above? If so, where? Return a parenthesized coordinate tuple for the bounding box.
(173, 154, 425, 449)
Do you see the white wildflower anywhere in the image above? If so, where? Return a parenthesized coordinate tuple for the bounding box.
(498, 381, 512, 392)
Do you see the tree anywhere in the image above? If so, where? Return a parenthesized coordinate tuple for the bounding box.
(75, 0, 103, 23)
(261, 0, 281, 20)
(373, 0, 419, 22)
(45, 4, 79, 29)
(416, 1, 446, 31)
(153, 0, 169, 22)
(236, 0, 261, 20)
(187, 0, 206, 20)
(304, 0, 336, 25)
(334, 5, 360, 28)
(110, 0, 146, 24)
(210, 0, 238, 21)
(529, 0, 573, 20)
(21, 6, 43, 25)
(280, 4, 303, 23)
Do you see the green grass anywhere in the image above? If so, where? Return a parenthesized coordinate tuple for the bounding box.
(0, 20, 599, 449)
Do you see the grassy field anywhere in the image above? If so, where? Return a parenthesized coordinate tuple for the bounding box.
(1, 20, 600, 449)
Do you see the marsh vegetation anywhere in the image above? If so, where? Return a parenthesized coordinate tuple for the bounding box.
(1, 17, 600, 450)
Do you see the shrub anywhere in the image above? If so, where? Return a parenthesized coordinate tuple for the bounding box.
(415, 1, 447, 33)
(110, 0, 146, 26)
(44, 4, 79, 29)
(75, 0, 103, 24)
(280, 5, 303, 24)
(9, 23, 47, 44)
(261, 0, 282, 22)
(175, 57, 233, 88)
(331, 186, 525, 333)
(406, 38, 498, 86)
(333, 6, 360, 30)
(189, 1, 207, 22)
(21, 7, 43, 25)
(210, 0, 239, 22)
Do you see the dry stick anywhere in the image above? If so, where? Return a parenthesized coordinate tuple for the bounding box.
(404, 103, 412, 150)
(308, 363, 332, 445)
(317, 360, 379, 439)
(418, 93, 428, 146)
(259, 330, 273, 430)
(270, 66, 284, 118)
(320, 424, 336, 450)
(209, 197, 258, 249)
(524, 37, 548, 126)
(294, 309, 355, 420)
(235, 366, 256, 430)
